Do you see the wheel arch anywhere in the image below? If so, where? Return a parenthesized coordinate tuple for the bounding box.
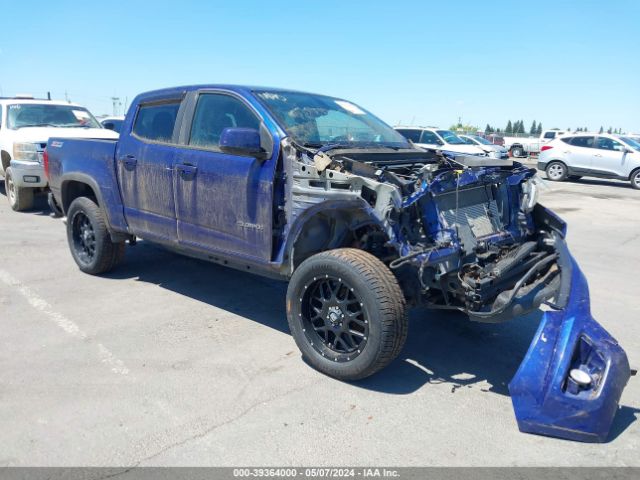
(283, 200, 390, 275)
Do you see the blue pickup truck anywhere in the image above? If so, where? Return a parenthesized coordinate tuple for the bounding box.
(46, 85, 630, 442)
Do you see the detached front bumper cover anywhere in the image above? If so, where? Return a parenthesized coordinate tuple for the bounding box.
(509, 234, 631, 442)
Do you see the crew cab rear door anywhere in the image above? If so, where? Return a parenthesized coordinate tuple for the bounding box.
(173, 90, 278, 261)
(116, 96, 184, 241)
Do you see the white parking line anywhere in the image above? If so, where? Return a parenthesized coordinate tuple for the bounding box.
(0, 269, 130, 376)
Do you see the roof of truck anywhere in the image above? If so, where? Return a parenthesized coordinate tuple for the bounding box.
(133, 84, 341, 103)
(0, 98, 81, 107)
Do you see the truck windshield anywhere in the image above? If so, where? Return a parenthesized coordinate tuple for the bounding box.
(436, 130, 466, 145)
(7, 104, 101, 130)
(255, 90, 410, 148)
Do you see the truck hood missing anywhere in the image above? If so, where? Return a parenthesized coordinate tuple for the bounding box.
(282, 140, 630, 442)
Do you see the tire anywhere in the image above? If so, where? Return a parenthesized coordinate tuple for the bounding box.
(286, 248, 408, 381)
(5, 167, 34, 211)
(545, 161, 568, 182)
(631, 169, 640, 190)
(511, 146, 525, 158)
(66, 196, 125, 274)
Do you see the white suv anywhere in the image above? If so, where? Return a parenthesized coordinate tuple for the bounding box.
(0, 97, 118, 210)
(394, 127, 490, 157)
(537, 133, 640, 189)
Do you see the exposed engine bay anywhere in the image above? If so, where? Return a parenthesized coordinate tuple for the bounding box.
(283, 141, 560, 322)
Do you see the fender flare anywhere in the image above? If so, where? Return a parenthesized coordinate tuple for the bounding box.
(60, 172, 128, 241)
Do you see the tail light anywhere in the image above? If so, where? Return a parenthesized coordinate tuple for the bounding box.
(541, 145, 553, 152)
(43, 147, 49, 180)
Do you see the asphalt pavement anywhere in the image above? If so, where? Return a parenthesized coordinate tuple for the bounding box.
(0, 171, 638, 466)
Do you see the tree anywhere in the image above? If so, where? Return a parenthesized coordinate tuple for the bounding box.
(529, 120, 537, 135)
(607, 127, 612, 134)
(584, 127, 588, 132)
(506, 120, 513, 134)
(536, 123, 543, 135)
(577, 128, 582, 132)
(599, 126, 604, 133)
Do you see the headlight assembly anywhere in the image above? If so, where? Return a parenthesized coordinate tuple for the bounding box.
(12, 142, 39, 162)
(521, 176, 540, 212)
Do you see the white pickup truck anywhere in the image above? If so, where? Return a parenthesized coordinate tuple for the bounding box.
(504, 129, 568, 158)
(0, 97, 118, 211)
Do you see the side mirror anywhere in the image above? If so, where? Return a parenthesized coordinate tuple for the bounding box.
(219, 127, 266, 159)
(103, 122, 115, 131)
(624, 147, 633, 154)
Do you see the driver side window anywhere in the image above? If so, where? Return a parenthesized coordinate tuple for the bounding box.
(189, 93, 260, 150)
(596, 137, 624, 151)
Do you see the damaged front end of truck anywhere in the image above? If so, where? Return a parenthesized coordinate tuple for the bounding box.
(281, 141, 630, 442)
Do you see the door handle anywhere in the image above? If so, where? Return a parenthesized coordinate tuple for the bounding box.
(122, 154, 137, 168)
(594, 154, 603, 157)
(176, 164, 198, 180)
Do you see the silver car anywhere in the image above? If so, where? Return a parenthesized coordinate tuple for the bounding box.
(459, 134, 509, 159)
(537, 133, 640, 189)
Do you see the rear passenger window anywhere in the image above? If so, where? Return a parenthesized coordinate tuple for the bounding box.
(543, 131, 556, 139)
(189, 93, 260, 150)
(396, 129, 421, 142)
(569, 136, 595, 148)
(132, 103, 180, 143)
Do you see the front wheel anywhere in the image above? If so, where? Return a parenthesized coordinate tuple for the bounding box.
(286, 249, 408, 381)
(5, 167, 34, 211)
(631, 170, 640, 190)
(546, 161, 568, 182)
(66, 196, 125, 274)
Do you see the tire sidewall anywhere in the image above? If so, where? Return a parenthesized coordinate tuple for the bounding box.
(546, 161, 566, 181)
(66, 197, 108, 273)
(5, 167, 17, 209)
(287, 256, 386, 379)
(632, 170, 640, 190)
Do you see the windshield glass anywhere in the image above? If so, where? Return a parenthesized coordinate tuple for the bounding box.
(620, 137, 640, 150)
(7, 104, 101, 129)
(436, 130, 466, 145)
(255, 90, 410, 148)
(469, 135, 492, 145)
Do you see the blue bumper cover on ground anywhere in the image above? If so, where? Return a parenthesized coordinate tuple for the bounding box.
(509, 245, 631, 442)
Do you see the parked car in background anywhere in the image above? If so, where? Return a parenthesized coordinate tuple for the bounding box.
(504, 130, 568, 158)
(485, 133, 505, 146)
(537, 133, 640, 189)
(99, 116, 125, 133)
(394, 126, 488, 157)
(0, 97, 118, 211)
(459, 134, 509, 159)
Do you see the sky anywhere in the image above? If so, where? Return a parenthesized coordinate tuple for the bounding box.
(1, 0, 639, 133)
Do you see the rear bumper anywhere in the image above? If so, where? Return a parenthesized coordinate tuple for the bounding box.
(10, 160, 48, 188)
(509, 241, 630, 442)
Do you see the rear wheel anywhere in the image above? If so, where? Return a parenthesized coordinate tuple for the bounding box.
(286, 248, 407, 381)
(5, 167, 34, 211)
(546, 161, 568, 182)
(631, 169, 640, 190)
(511, 146, 525, 158)
(66, 196, 125, 274)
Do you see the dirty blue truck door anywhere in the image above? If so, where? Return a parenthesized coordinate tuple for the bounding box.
(174, 91, 276, 261)
(116, 99, 182, 242)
